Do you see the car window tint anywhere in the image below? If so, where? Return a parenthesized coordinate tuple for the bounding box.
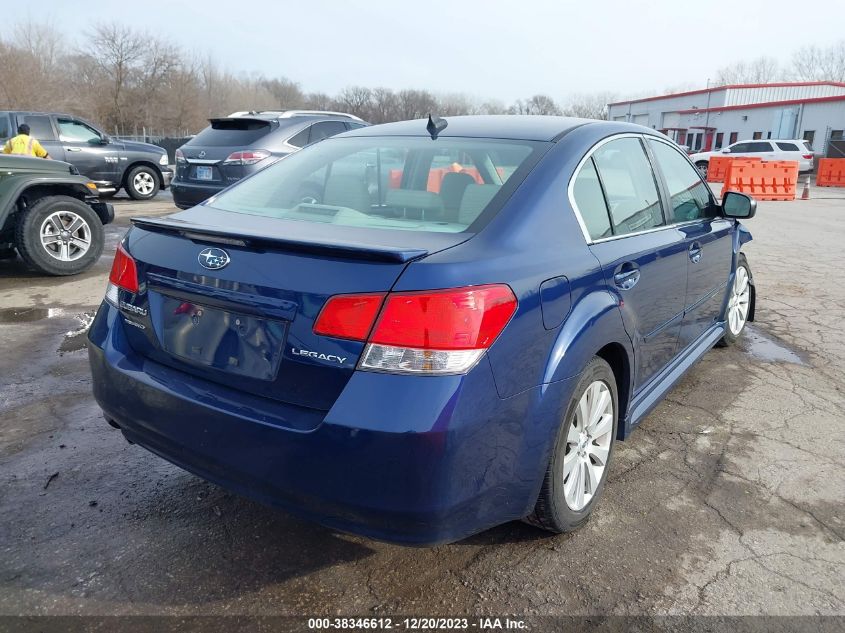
(572, 158, 612, 240)
(729, 142, 749, 152)
(287, 125, 311, 148)
(58, 119, 100, 143)
(592, 137, 664, 236)
(22, 115, 56, 140)
(746, 141, 772, 152)
(345, 122, 366, 130)
(308, 121, 347, 144)
(0, 114, 10, 139)
(648, 140, 715, 222)
(776, 142, 800, 151)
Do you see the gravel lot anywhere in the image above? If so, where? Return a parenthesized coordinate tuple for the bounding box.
(0, 187, 843, 620)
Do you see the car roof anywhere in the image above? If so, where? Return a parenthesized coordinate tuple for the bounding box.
(341, 115, 600, 142)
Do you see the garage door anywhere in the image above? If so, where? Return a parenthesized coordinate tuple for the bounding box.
(632, 114, 649, 126)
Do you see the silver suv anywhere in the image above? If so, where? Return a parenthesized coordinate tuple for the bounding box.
(171, 110, 367, 209)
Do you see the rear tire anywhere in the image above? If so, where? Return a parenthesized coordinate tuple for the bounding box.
(14, 195, 104, 276)
(125, 165, 160, 200)
(526, 356, 618, 533)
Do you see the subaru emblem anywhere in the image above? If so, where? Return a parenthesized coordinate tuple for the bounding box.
(198, 247, 230, 270)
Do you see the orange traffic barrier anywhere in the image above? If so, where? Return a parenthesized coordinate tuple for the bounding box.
(724, 160, 799, 201)
(706, 155, 761, 183)
(816, 158, 845, 187)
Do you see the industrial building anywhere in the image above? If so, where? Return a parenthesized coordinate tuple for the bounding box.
(607, 82, 845, 155)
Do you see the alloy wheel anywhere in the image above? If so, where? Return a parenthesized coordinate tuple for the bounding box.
(728, 265, 750, 335)
(133, 171, 156, 196)
(39, 211, 92, 262)
(563, 380, 614, 511)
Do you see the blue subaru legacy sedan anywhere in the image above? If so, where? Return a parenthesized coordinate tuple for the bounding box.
(88, 115, 756, 544)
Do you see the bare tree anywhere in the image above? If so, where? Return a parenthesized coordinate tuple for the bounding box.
(510, 94, 561, 116)
(791, 41, 845, 82)
(303, 92, 333, 111)
(369, 87, 399, 123)
(261, 77, 304, 110)
(562, 92, 616, 120)
(715, 56, 781, 85)
(397, 89, 437, 120)
(334, 85, 374, 119)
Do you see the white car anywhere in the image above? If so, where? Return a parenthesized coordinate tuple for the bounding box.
(690, 139, 815, 175)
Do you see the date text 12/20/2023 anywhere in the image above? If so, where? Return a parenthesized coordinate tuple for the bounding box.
(307, 617, 527, 630)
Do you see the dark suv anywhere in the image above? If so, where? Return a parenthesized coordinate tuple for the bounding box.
(171, 110, 366, 209)
(0, 111, 172, 200)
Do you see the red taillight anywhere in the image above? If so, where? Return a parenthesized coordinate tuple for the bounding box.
(313, 285, 518, 375)
(223, 150, 270, 165)
(803, 154, 813, 159)
(314, 293, 386, 341)
(370, 285, 517, 350)
(175, 148, 186, 163)
(109, 244, 139, 293)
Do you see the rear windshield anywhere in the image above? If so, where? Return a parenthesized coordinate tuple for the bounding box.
(189, 119, 273, 147)
(207, 136, 542, 233)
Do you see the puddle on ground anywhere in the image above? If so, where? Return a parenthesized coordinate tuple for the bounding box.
(742, 324, 806, 364)
(0, 306, 65, 323)
(58, 312, 96, 355)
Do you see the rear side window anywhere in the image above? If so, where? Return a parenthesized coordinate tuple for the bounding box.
(592, 137, 664, 237)
(776, 142, 800, 151)
(189, 119, 272, 147)
(287, 125, 311, 148)
(648, 139, 715, 222)
(572, 158, 611, 240)
(23, 115, 56, 140)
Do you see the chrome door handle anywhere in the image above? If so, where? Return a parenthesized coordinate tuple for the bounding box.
(613, 268, 641, 290)
(689, 242, 702, 263)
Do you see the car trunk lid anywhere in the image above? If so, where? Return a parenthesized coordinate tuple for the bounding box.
(118, 209, 469, 412)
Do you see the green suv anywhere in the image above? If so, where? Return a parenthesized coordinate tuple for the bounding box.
(0, 155, 113, 275)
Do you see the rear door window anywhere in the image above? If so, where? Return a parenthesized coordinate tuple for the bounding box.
(190, 119, 272, 146)
(775, 142, 800, 151)
(23, 115, 56, 140)
(308, 121, 347, 144)
(647, 139, 715, 222)
(572, 158, 612, 240)
(592, 137, 664, 236)
(746, 141, 773, 152)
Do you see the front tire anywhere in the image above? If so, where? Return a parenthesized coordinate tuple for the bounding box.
(14, 196, 104, 276)
(719, 254, 752, 346)
(125, 165, 160, 200)
(527, 356, 618, 533)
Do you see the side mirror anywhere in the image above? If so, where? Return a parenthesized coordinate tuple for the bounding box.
(722, 191, 756, 219)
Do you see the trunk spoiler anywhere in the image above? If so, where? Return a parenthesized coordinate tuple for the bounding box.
(130, 216, 429, 263)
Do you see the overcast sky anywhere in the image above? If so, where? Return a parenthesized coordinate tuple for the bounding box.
(10, 0, 845, 103)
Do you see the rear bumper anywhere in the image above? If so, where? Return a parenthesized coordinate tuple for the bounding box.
(87, 303, 573, 544)
(170, 180, 225, 209)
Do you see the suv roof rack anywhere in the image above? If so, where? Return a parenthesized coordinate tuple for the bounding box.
(227, 110, 364, 122)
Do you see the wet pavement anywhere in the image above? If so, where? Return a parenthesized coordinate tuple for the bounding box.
(0, 190, 843, 618)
